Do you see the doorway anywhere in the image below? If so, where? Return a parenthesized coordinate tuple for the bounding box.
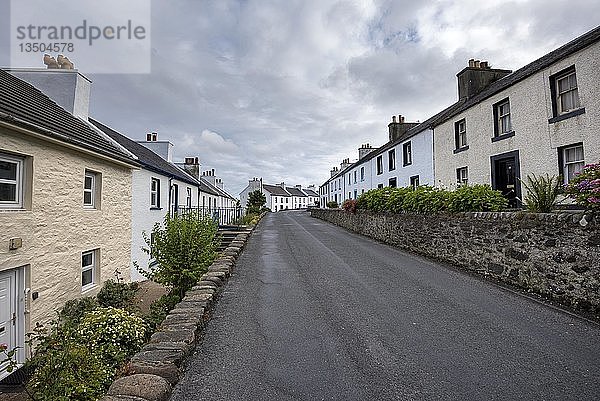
(491, 150, 521, 208)
(0, 268, 25, 380)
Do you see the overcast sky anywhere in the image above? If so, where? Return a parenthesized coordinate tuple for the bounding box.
(1, 1, 598, 196)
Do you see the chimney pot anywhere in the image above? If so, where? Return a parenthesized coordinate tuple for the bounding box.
(392, 116, 396, 123)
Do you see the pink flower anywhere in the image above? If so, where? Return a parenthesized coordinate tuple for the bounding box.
(0, 343, 7, 351)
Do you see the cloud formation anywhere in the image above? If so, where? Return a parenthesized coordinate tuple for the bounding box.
(1, 0, 597, 195)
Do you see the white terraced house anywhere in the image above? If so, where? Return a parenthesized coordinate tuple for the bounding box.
(240, 178, 318, 211)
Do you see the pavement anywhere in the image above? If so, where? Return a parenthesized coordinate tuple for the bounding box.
(170, 210, 600, 401)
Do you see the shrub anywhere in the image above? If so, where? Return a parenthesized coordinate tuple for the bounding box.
(79, 307, 148, 365)
(246, 190, 266, 215)
(138, 211, 218, 298)
(446, 184, 508, 213)
(342, 199, 357, 214)
(402, 186, 449, 214)
(564, 163, 600, 213)
(356, 187, 394, 212)
(520, 173, 562, 212)
(97, 279, 139, 310)
(59, 296, 99, 330)
(326, 200, 339, 209)
(386, 187, 413, 213)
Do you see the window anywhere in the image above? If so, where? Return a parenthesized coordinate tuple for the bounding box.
(454, 119, 467, 149)
(186, 187, 192, 208)
(354, 171, 357, 184)
(348, 174, 351, 185)
(410, 175, 419, 189)
(377, 183, 384, 189)
(82, 249, 98, 290)
(150, 178, 160, 208)
(83, 171, 98, 208)
(376, 155, 383, 175)
(560, 144, 584, 184)
(0, 153, 23, 209)
(555, 68, 580, 114)
(549, 66, 584, 122)
(456, 167, 468, 186)
(403, 142, 412, 166)
(388, 149, 396, 171)
(354, 189, 357, 199)
(389, 177, 397, 188)
(492, 99, 513, 140)
(360, 167, 364, 181)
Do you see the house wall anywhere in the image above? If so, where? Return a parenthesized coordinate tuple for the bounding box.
(0, 128, 132, 328)
(434, 41, 600, 190)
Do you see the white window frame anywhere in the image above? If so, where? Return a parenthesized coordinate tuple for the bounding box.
(150, 178, 160, 208)
(376, 155, 383, 175)
(83, 171, 96, 208)
(389, 149, 396, 171)
(456, 119, 467, 148)
(81, 249, 98, 291)
(556, 70, 581, 114)
(562, 144, 584, 184)
(403, 142, 412, 166)
(496, 100, 512, 135)
(186, 187, 192, 208)
(360, 167, 364, 181)
(457, 167, 468, 186)
(410, 175, 419, 189)
(0, 153, 24, 209)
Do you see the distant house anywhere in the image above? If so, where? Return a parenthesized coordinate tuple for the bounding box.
(0, 68, 139, 376)
(240, 178, 317, 211)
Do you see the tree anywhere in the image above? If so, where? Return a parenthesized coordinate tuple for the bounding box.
(246, 190, 266, 215)
(137, 212, 218, 298)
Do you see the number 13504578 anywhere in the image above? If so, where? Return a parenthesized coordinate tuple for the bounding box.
(18, 42, 74, 53)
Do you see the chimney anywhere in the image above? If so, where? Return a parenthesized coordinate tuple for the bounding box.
(330, 167, 338, 177)
(176, 156, 200, 179)
(340, 158, 351, 170)
(138, 133, 174, 162)
(358, 143, 376, 159)
(295, 184, 302, 190)
(248, 177, 262, 192)
(388, 114, 419, 142)
(279, 182, 286, 189)
(457, 60, 512, 100)
(7, 62, 92, 120)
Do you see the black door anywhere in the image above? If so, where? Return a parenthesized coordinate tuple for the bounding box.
(492, 152, 520, 208)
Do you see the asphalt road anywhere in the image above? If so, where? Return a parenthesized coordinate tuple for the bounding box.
(170, 211, 600, 401)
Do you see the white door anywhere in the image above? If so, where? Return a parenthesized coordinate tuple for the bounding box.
(0, 270, 17, 377)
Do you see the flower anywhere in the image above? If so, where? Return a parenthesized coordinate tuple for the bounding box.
(0, 343, 7, 351)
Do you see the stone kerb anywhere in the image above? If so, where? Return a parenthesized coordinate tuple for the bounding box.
(310, 208, 600, 316)
(100, 217, 265, 401)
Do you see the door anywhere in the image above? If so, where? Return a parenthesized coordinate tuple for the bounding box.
(0, 270, 17, 377)
(492, 151, 521, 208)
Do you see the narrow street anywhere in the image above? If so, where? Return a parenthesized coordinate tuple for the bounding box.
(171, 211, 600, 401)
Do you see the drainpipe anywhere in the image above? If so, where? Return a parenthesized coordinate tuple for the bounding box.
(168, 177, 173, 216)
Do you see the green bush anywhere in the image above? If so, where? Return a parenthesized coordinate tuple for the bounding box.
(59, 297, 99, 330)
(446, 184, 508, 213)
(356, 187, 394, 212)
(521, 173, 562, 212)
(79, 307, 148, 366)
(326, 200, 338, 209)
(138, 211, 218, 298)
(97, 279, 139, 310)
(386, 187, 413, 213)
(402, 186, 450, 214)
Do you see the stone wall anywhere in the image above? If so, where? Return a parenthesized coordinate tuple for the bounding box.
(311, 209, 600, 314)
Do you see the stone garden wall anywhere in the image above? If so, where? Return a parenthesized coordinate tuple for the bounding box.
(311, 209, 600, 314)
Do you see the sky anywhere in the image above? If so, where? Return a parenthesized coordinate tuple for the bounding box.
(1, 0, 598, 196)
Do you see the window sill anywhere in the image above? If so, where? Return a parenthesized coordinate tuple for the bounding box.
(453, 145, 469, 154)
(548, 107, 585, 124)
(403, 163, 412, 167)
(389, 168, 396, 172)
(82, 284, 97, 294)
(150, 207, 163, 210)
(492, 131, 515, 142)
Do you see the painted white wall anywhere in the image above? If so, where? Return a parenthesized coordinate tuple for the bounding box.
(434, 41, 600, 192)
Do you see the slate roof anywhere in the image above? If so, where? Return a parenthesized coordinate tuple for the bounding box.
(323, 25, 600, 185)
(0, 69, 137, 166)
(304, 189, 319, 197)
(90, 118, 218, 194)
(286, 187, 307, 197)
(202, 178, 235, 200)
(263, 184, 291, 196)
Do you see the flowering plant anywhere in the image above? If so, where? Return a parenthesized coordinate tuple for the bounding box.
(564, 163, 600, 212)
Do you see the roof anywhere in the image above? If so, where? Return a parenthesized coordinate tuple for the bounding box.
(0, 69, 138, 166)
(304, 189, 318, 196)
(90, 118, 218, 194)
(286, 187, 307, 197)
(263, 184, 291, 196)
(201, 178, 235, 200)
(439, 24, 600, 124)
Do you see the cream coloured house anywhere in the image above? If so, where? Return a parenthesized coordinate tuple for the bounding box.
(0, 69, 138, 376)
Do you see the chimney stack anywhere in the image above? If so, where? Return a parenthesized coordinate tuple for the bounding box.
(388, 114, 419, 142)
(178, 156, 200, 179)
(139, 133, 174, 162)
(457, 59, 512, 100)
